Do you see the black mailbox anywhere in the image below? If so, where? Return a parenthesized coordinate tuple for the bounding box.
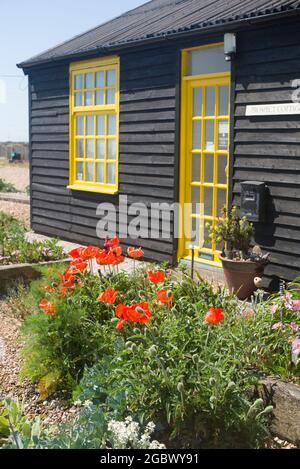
(240, 181, 266, 223)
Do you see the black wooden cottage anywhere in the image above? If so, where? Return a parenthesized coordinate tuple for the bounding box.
(18, 0, 300, 288)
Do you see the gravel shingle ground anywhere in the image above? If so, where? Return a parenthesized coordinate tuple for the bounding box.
(0, 163, 29, 192)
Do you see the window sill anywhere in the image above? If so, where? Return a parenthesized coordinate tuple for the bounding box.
(67, 184, 118, 195)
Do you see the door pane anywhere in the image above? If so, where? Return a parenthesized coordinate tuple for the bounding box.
(75, 92, 83, 107)
(192, 156, 200, 183)
(192, 121, 202, 150)
(76, 116, 84, 136)
(206, 87, 215, 116)
(204, 187, 213, 216)
(108, 114, 117, 135)
(188, 46, 230, 76)
(205, 121, 215, 151)
(193, 88, 202, 116)
(204, 154, 214, 183)
(218, 120, 229, 150)
(97, 115, 105, 136)
(218, 156, 227, 185)
(192, 186, 200, 215)
(86, 116, 94, 136)
(217, 189, 227, 216)
(219, 86, 229, 116)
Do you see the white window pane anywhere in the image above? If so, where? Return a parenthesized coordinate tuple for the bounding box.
(219, 86, 229, 116)
(86, 140, 94, 158)
(95, 90, 105, 105)
(192, 186, 200, 214)
(85, 73, 94, 89)
(75, 92, 83, 107)
(204, 154, 214, 183)
(107, 70, 116, 86)
(96, 163, 105, 183)
(188, 46, 230, 76)
(96, 71, 105, 87)
(76, 116, 84, 136)
(76, 140, 84, 158)
(108, 140, 116, 160)
(97, 140, 105, 159)
(107, 164, 116, 184)
(218, 156, 227, 185)
(75, 74, 83, 90)
(85, 92, 93, 106)
(87, 116, 94, 136)
(218, 120, 229, 150)
(97, 116, 105, 136)
(106, 89, 115, 105)
(108, 114, 116, 135)
(86, 162, 94, 182)
(192, 156, 200, 183)
(76, 162, 84, 181)
(205, 121, 215, 151)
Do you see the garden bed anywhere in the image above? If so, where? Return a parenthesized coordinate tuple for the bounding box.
(0, 240, 299, 449)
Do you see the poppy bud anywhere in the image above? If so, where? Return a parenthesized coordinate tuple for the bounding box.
(111, 317, 119, 324)
(177, 382, 184, 393)
(133, 328, 140, 335)
(209, 377, 216, 386)
(192, 354, 199, 364)
(148, 345, 158, 356)
(130, 343, 137, 351)
(136, 307, 145, 315)
(126, 341, 134, 349)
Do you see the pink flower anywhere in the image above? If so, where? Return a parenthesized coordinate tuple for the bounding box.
(292, 338, 300, 356)
(290, 323, 299, 333)
(271, 304, 279, 315)
(292, 300, 300, 312)
(272, 322, 284, 331)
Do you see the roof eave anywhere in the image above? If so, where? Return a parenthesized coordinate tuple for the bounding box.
(17, 7, 300, 73)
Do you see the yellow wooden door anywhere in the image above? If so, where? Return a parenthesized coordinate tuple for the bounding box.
(179, 74, 231, 265)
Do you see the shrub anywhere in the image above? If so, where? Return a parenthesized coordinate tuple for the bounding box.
(0, 178, 18, 193)
(0, 211, 65, 265)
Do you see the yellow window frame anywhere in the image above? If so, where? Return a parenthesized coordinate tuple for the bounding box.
(178, 43, 231, 266)
(68, 56, 120, 194)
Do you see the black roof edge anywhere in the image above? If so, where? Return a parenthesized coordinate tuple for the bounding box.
(17, 7, 300, 73)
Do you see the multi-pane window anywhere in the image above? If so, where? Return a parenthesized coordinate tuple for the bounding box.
(69, 57, 119, 193)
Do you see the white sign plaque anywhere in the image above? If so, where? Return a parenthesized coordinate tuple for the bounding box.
(246, 103, 300, 116)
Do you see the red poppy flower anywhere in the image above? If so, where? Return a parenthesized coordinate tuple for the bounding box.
(204, 307, 224, 326)
(116, 319, 125, 331)
(68, 247, 85, 260)
(115, 302, 152, 328)
(148, 271, 166, 284)
(127, 247, 144, 259)
(105, 237, 120, 249)
(70, 259, 88, 272)
(111, 246, 123, 257)
(39, 299, 56, 316)
(97, 288, 118, 305)
(81, 246, 100, 260)
(156, 289, 173, 307)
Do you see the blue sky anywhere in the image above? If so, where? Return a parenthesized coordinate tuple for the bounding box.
(0, 0, 145, 142)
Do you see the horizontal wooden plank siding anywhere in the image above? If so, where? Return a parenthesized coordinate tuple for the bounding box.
(233, 19, 300, 287)
(29, 44, 179, 263)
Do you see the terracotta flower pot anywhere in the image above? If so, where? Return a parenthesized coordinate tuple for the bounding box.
(220, 256, 265, 300)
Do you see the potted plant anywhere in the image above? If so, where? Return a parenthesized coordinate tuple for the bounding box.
(208, 206, 269, 300)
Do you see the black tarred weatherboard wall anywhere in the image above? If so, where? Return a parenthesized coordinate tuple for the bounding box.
(28, 17, 300, 288)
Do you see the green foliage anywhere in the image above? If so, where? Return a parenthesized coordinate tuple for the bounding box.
(0, 211, 65, 265)
(0, 179, 18, 193)
(0, 399, 43, 449)
(208, 206, 254, 257)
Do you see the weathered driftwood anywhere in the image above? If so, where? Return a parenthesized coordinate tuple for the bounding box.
(0, 260, 69, 294)
(260, 378, 300, 446)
